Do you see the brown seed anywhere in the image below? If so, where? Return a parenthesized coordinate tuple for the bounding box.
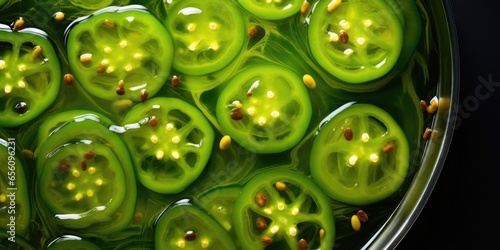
(140, 89, 148, 103)
(22, 149, 34, 160)
(357, 210, 369, 223)
(184, 230, 196, 241)
(81, 160, 87, 171)
(419, 100, 428, 111)
(256, 217, 268, 231)
(300, 1, 311, 14)
(149, 117, 159, 129)
(59, 162, 70, 172)
(96, 66, 106, 74)
(255, 192, 268, 207)
(172, 75, 180, 88)
(248, 25, 258, 38)
(116, 87, 125, 96)
(104, 19, 115, 28)
(64, 73, 74, 85)
(298, 239, 308, 250)
(344, 127, 353, 141)
(230, 110, 245, 120)
(14, 102, 28, 114)
(84, 151, 95, 160)
(32, 46, 43, 58)
(275, 181, 287, 191)
(382, 142, 395, 153)
(261, 235, 273, 246)
(422, 128, 432, 140)
(13, 18, 24, 31)
(134, 211, 144, 223)
(339, 30, 349, 44)
(247, 91, 253, 97)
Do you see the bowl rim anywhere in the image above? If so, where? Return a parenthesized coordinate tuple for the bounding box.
(363, 0, 461, 248)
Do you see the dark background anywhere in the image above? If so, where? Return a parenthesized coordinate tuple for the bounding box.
(397, 0, 500, 248)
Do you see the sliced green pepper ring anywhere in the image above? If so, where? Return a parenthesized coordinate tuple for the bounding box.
(0, 137, 30, 235)
(232, 168, 335, 250)
(237, 0, 303, 20)
(310, 103, 410, 205)
(154, 199, 237, 249)
(35, 117, 136, 233)
(46, 235, 101, 250)
(216, 64, 312, 154)
(121, 97, 214, 194)
(0, 24, 61, 128)
(65, 5, 173, 101)
(37, 109, 114, 149)
(39, 142, 126, 228)
(164, 0, 247, 75)
(308, 0, 403, 83)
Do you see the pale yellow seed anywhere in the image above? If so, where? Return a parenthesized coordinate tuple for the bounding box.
(124, 64, 133, 72)
(277, 203, 285, 211)
(4, 85, 12, 94)
(32, 46, 43, 57)
(348, 155, 358, 166)
(114, 99, 133, 110)
(258, 117, 267, 126)
(329, 32, 339, 42)
(361, 133, 369, 142)
(18, 64, 26, 72)
(150, 135, 159, 144)
(0, 194, 6, 203)
(351, 214, 361, 231)
(357, 37, 366, 46)
(66, 183, 75, 190)
(54, 11, 65, 22)
(177, 240, 186, 248)
(120, 40, 128, 48)
(289, 227, 297, 237)
(320, 228, 325, 238)
(291, 208, 299, 215)
(344, 48, 354, 56)
(172, 135, 181, 144)
(271, 111, 280, 118)
(187, 23, 196, 32)
(219, 135, 232, 150)
(267, 91, 275, 99)
(134, 53, 142, 60)
(426, 97, 439, 114)
(327, 0, 341, 12)
(247, 107, 256, 116)
(156, 150, 164, 160)
(95, 179, 103, 186)
(80, 53, 92, 63)
(209, 22, 218, 30)
(0, 60, 5, 70)
(87, 167, 96, 175)
(209, 41, 219, 51)
(166, 123, 174, 131)
(339, 19, 350, 30)
(106, 66, 115, 73)
(18, 80, 26, 89)
(201, 240, 210, 248)
(270, 225, 279, 234)
(369, 153, 379, 163)
(303, 74, 316, 89)
(72, 169, 80, 177)
(104, 47, 112, 54)
(75, 193, 83, 201)
(172, 151, 180, 159)
(275, 181, 287, 191)
(86, 189, 94, 197)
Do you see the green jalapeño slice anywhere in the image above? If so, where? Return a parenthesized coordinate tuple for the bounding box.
(164, 0, 247, 75)
(308, 0, 403, 84)
(155, 199, 237, 249)
(216, 64, 312, 154)
(35, 113, 136, 234)
(310, 103, 410, 205)
(0, 24, 61, 128)
(232, 168, 335, 249)
(121, 97, 215, 194)
(237, 0, 303, 20)
(66, 5, 173, 102)
(0, 136, 30, 235)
